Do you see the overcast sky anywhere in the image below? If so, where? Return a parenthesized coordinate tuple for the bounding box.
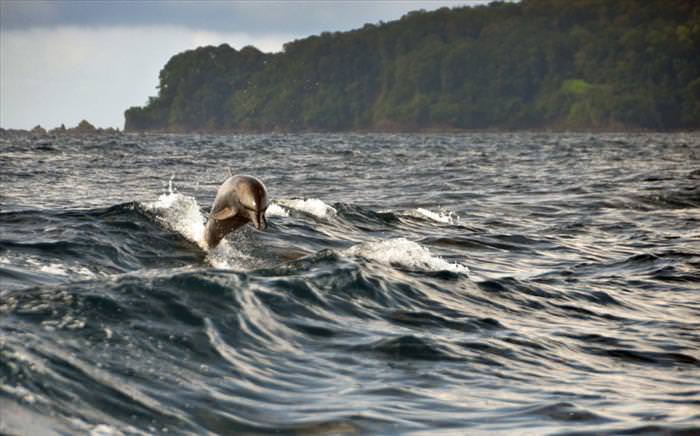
(1, 0, 493, 130)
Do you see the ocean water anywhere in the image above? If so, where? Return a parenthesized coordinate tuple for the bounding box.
(1, 132, 699, 435)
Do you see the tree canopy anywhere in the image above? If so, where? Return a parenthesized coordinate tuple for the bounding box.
(124, 0, 700, 132)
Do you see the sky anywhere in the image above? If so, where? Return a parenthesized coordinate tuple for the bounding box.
(0, 0, 494, 130)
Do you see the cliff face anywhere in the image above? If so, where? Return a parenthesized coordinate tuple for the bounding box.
(124, 0, 700, 132)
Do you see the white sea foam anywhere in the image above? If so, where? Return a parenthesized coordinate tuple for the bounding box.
(266, 202, 289, 217)
(144, 180, 262, 269)
(37, 263, 69, 276)
(406, 208, 460, 225)
(41, 315, 86, 331)
(276, 198, 337, 219)
(89, 424, 124, 436)
(345, 238, 469, 274)
(147, 190, 206, 249)
(23, 257, 97, 279)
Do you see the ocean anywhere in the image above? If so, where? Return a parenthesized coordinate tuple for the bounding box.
(1, 132, 699, 434)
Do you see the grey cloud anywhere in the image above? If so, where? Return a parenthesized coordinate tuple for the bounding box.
(1, 0, 499, 129)
(1, 1, 489, 35)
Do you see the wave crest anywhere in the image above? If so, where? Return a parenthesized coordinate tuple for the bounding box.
(405, 208, 460, 225)
(265, 203, 289, 217)
(345, 238, 469, 275)
(143, 182, 259, 269)
(276, 198, 337, 219)
(146, 191, 206, 249)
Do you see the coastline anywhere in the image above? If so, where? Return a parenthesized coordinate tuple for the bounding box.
(3, 126, 700, 137)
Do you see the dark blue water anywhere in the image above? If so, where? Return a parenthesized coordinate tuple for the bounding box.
(1, 132, 699, 434)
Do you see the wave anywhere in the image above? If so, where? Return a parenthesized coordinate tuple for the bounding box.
(0, 203, 204, 288)
(1, 184, 471, 284)
(143, 187, 263, 270)
(275, 198, 337, 219)
(265, 203, 289, 217)
(145, 191, 470, 274)
(3, 257, 694, 434)
(0, 254, 97, 280)
(344, 237, 469, 275)
(146, 190, 206, 249)
(403, 207, 460, 225)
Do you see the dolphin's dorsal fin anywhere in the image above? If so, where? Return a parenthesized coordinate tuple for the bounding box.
(210, 206, 237, 220)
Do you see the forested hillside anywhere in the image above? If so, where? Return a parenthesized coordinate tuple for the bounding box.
(124, 0, 700, 132)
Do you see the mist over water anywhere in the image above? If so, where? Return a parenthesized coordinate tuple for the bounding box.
(1, 132, 699, 434)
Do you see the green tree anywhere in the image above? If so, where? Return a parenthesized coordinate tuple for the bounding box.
(125, 0, 700, 132)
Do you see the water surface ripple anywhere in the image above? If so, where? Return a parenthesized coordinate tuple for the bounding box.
(1, 132, 699, 434)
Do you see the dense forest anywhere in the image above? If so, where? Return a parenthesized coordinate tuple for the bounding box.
(124, 0, 700, 132)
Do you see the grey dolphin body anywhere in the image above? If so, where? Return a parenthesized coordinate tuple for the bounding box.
(204, 175, 269, 249)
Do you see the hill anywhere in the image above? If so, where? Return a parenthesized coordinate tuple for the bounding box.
(124, 0, 700, 132)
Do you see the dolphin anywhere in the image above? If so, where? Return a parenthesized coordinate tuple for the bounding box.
(204, 175, 268, 249)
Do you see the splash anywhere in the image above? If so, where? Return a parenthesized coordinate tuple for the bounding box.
(345, 238, 469, 275)
(147, 188, 206, 249)
(406, 208, 460, 225)
(206, 234, 262, 270)
(266, 202, 290, 217)
(144, 180, 259, 269)
(276, 198, 337, 219)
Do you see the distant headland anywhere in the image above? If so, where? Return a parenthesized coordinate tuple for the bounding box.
(1, 120, 120, 137)
(123, 0, 698, 133)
